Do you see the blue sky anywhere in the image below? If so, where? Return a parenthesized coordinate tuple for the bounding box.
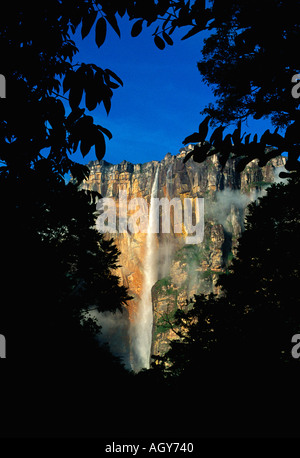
(69, 16, 273, 166)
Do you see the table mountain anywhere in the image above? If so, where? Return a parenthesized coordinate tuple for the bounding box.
(82, 147, 286, 370)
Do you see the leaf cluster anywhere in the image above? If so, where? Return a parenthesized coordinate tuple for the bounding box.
(127, 0, 212, 50)
(197, 1, 300, 125)
(182, 117, 300, 177)
(0, 1, 126, 183)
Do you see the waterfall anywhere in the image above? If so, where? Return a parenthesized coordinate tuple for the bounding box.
(133, 165, 159, 371)
(166, 164, 172, 197)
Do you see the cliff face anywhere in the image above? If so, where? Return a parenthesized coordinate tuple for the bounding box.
(82, 148, 286, 369)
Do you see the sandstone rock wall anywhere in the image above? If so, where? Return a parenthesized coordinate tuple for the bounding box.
(82, 148, 286, 365)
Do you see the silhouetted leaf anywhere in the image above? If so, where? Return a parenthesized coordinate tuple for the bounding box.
(95, 17, 107, 48)
(103, 88, 112, 115)
(103, 71, 119, 89)
(162, 13, 172, 30)
(68, 129, 80, 152)
(258, 147, 280, 167)
(286, 148, 300, 172)
(259, 129, 271, 145)
(162, 31, 173, 46)
(193, 142, 210, 163)
(85, 88, 98, 111)
(236, 156, 252, 172)
(244, 133, 251, 145)
(104, 69, 123, 87)
(69, 84, 83, 110)
(221, 134, 233, 155)
(117, 5, 126, 18)
(63, 70, 74, 94)
(154, 35, 166, 50)
(106, 14, 121, 37)
(209, 125, 224, 146)
(81, 9, 97, 39)
(68, 67, 87, 110)
(182, 132, 202, 144)
(231, 120, 242, 146)
(80, 133, 94, 158)
(183, 151, 194, 163)
(285, 121, 300, 144)
(95, 130, 106, 161)
(219, 150, 230, 169)
(94, 69, 105, 103)
(169, 25, 176, 35)
(198, 116, 210, 142)
(181, 25, 203, 40)
(84, 68, 98, 111)
(131, 19, 143, 37)
(97, 125, 112, 140)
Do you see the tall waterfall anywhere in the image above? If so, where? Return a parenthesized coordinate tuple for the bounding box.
(166, 163, 173, 197)
(133, 165, 159, 371)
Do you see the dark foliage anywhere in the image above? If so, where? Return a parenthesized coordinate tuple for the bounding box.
(0, 161, 135, 436)
(147, 177, 300, 435)
(199, 0, 300, 127)
(0, 2, 137, 436)
(0, 1, 128, 181)
(182, 116, 300, 177)
(180, 1, 300, 175)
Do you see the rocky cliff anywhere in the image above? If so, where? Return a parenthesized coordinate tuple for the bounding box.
(81, 146, 286, 370)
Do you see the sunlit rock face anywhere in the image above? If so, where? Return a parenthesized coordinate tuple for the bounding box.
(82, 148, 286, 366)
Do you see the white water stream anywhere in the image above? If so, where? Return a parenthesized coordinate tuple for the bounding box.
(133, 165, 160, 371)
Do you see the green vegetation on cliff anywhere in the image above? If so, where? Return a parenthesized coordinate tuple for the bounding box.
(153, 177, 300, 375)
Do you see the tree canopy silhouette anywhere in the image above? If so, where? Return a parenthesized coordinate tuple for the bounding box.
(178, 1, 300, 175)
(0, 160, 135, 436)
(0, 160, 131, 359)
